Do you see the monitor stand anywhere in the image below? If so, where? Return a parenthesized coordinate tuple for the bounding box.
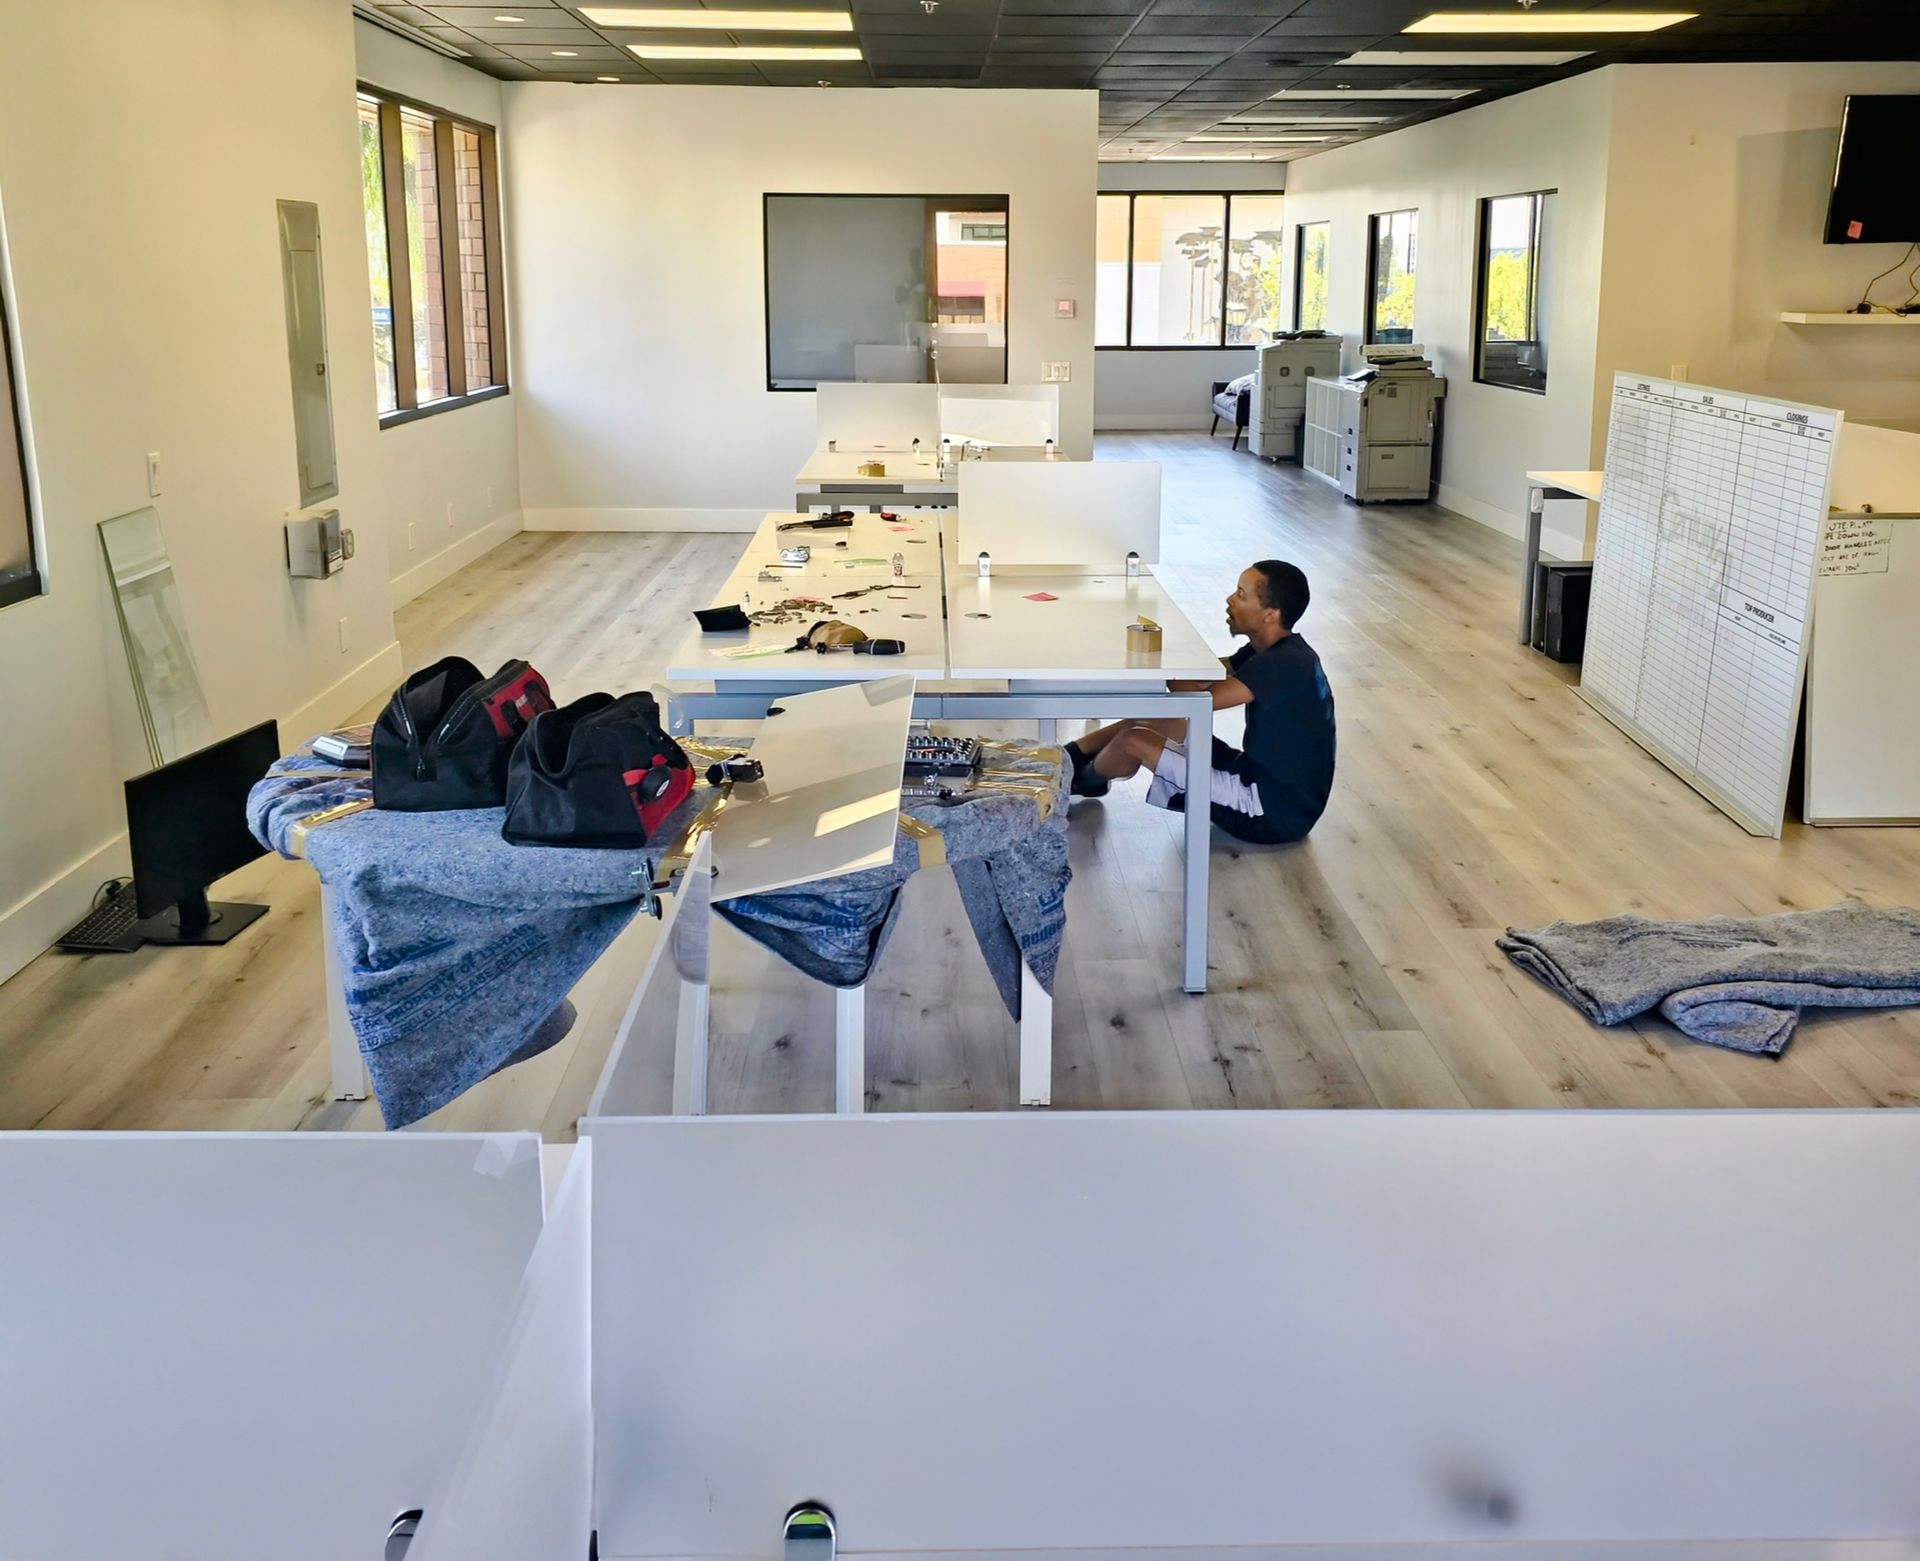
(137, 890, 269, 947)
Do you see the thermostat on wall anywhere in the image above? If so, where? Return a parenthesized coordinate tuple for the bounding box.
(1055, 298, 1076, 319)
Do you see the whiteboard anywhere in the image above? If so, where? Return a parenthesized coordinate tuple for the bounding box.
(955, 459, 1160, 567)
(1578, 374, 1841, 837)
(813, 382, 939, 451)
(1806, 514, 1920, 823)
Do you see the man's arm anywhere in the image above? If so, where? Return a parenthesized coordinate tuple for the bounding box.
(1167, 675, 1254, 709)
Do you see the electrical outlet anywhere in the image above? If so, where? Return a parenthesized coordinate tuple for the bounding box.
(336, 616, 350, 653)
(486, 484, 494, 510)
(1042, 362, 1071, 383)
(407, 522, 417, 551)
(145, 452, 161, 498)
(1670, 363, 1689, 382)
(445, 500, 455, 529)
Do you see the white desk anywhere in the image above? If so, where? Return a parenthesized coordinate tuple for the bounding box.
(944, 571, 1220, 682)
(584, 1110, 1920, 1559)
(735, 509, 943, 580)
(669, 573, 947, 689)
(794, 444, 1056, 511)
(1521, 468, 1603, 644)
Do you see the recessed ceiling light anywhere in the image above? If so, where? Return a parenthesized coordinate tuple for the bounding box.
(1190, 135, 1332, 143)
(1150, 153, 1283, 162)
(1405, 11, 1694, 33)
(1269, 87, 1476, 100)
(1337, 49, 1591, 66)
(597, 75, 620, 81)
(493, 14, 525, 21)
(627, 42, 860, 59)
(1224, 115, 1390, 125)
(583, 6, 855, 29)
(551, 49, 580, 57)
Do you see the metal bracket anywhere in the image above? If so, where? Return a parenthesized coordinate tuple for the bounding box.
(784, 1503, 836, 1561)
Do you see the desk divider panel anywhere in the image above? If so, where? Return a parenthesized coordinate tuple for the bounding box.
(814, 383, 940, 452)
(0, 1131, 544, 1561)
(940, 383, 1060, 447)
(582, 1110, 1920, 1559)
(955, 460, 1160, 567)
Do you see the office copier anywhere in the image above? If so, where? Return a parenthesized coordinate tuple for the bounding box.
(1303, 344, 1446, 503)
(1249, 331, 1343, 462)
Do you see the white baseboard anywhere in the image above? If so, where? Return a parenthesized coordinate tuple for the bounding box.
(391, 510, 522, 608)
(1434, 483, 1584, 561)
(1095, 413, 1218, 432)
(523, 506, 763, 533)
(0, 835, 131, 989)
(0, 642, 405, 987)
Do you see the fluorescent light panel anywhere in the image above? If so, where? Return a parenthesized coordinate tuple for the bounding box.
(629, 42, 860, 58)
(1406, 10, 1694, 32)
(584, 6, 854, 27)
(1189, 135, 1332, 143)
(1224, 115, 1391, 125)
(1269, 87, 1476, 100)
(1337, 49, 1591, 65)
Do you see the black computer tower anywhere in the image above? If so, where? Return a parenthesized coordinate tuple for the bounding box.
(1538, 562, 1592, 664)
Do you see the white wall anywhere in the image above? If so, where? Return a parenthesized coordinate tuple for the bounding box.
(1281, 70, 1616, 551)
(1595, 62, 1920, 459)
(0, 0, 403, 983)
(354, 19, 525, 606)
(504, 87, 1097, 531)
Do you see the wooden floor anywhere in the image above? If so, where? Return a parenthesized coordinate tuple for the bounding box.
(7, 431, 1920, 1132)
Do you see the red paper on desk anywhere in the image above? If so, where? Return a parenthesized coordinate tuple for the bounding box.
(886, 524, 913, 531)
(1024, 591, 1059, 602)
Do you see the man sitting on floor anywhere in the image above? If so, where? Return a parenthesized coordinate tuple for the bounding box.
(1063, 559, 1335, 846)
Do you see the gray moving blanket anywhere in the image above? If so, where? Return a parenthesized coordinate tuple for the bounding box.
(1497, 900, 1920, 1054)
(250, 741, 1067, 1128)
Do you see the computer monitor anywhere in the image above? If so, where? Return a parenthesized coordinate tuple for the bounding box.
(126, 719, 280, 945)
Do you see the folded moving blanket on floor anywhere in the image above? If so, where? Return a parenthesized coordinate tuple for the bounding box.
(1496, 900, 1920, 1055)
(250, 740, 1069, 1127)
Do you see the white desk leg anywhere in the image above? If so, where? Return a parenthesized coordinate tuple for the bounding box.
(835, 984, 866, 1114)
(1036, 718, 1058, 744)
(318, 883, 369, 1101)
(1519, 484, 1545, 644)
(670, 973, 710, 1116)
(1182, 695, 1212, 995)
(1018, 960, 1053, 1107)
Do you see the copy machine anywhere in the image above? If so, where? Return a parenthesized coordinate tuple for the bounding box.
(1249, 332, 1342, 462)
(1303, 344, 1446, 502)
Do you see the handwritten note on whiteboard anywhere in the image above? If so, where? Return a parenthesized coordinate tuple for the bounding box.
(1818, 516, 1894, 577)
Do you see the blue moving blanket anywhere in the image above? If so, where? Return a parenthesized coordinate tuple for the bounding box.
(250, 743, 1068, 1128)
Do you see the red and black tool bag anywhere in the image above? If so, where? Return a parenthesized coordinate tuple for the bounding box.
(501, 691, 695, 849)
(371, 656, 554, 812)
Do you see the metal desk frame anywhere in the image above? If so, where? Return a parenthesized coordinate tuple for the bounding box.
(1520, 469, 1603, 643)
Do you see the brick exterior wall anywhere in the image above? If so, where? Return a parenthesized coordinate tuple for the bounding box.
(405, 115, 449, 399)
(455, 129, 492, 390)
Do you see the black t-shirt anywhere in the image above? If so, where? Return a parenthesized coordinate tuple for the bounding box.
(1227, 634, 1336, 840)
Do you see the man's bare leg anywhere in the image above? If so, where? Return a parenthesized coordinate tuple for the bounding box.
(1091, 721, 1186, 780)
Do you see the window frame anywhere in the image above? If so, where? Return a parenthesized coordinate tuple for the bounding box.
(1095, 191, 1285, 351)
(1292, 219, 1330, 333)
(358, 84, 509, 429)
(0, 213, 41, 612)
(761, 192, 1011, 393)
(1473, 189, 1552, 397)
(1365, 207, 1419, 346)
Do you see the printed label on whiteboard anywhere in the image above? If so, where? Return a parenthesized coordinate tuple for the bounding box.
(1818, 516, 1893, 576)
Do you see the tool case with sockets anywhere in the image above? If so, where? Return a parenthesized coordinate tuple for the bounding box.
(904, 735, 979, 777)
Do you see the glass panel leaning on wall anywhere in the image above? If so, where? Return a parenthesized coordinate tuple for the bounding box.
(1477, 191, 1551, 393)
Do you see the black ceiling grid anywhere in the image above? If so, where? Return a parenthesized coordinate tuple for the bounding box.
(380, 0, 1919, 160)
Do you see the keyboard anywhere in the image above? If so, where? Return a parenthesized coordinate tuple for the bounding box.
(56, 888, 144, 954)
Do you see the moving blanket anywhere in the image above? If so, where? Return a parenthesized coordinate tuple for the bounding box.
(250, 742, 1068, 1128)
(1496, 900, 1920, 1055)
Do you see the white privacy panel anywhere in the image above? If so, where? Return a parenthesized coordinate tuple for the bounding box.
(955, 459, 1160, 567)
(813, 382, 940, 451)
(0, 1131, 544, 1561)
(589, 1111, 1920, 1558)
(940, 383, 1060, 446)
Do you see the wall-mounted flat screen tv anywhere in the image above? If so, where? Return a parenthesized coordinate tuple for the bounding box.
(1825, 95, 1920, 244)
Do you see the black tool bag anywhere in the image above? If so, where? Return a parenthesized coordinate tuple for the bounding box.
(502, 691, 695, 849)
(371, 656, 554, 811)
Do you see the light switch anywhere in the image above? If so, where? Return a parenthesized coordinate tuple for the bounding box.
(1043, 362, 1071, 383)
(145, 452, 162, 498)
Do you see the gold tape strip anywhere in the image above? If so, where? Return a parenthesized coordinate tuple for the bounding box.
(287, 797, 374, 860)
(896, 812, 947, 870)
(653, 789, 732, 888)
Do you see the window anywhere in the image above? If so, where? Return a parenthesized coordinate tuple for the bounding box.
(1226, 195, 1286, 346)
(1096, 193, 1288, 348)
(763, 195, 1008, 390)
(1294, 221, 1329, 333)
(1476, 191, 1551, 394)
(1367, 209, 1418, 344)
(357, 88, 507, 424)
(0, 213, 38, 611)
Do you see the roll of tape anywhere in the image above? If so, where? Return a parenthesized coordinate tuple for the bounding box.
(1126, 616, 1163, 653)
